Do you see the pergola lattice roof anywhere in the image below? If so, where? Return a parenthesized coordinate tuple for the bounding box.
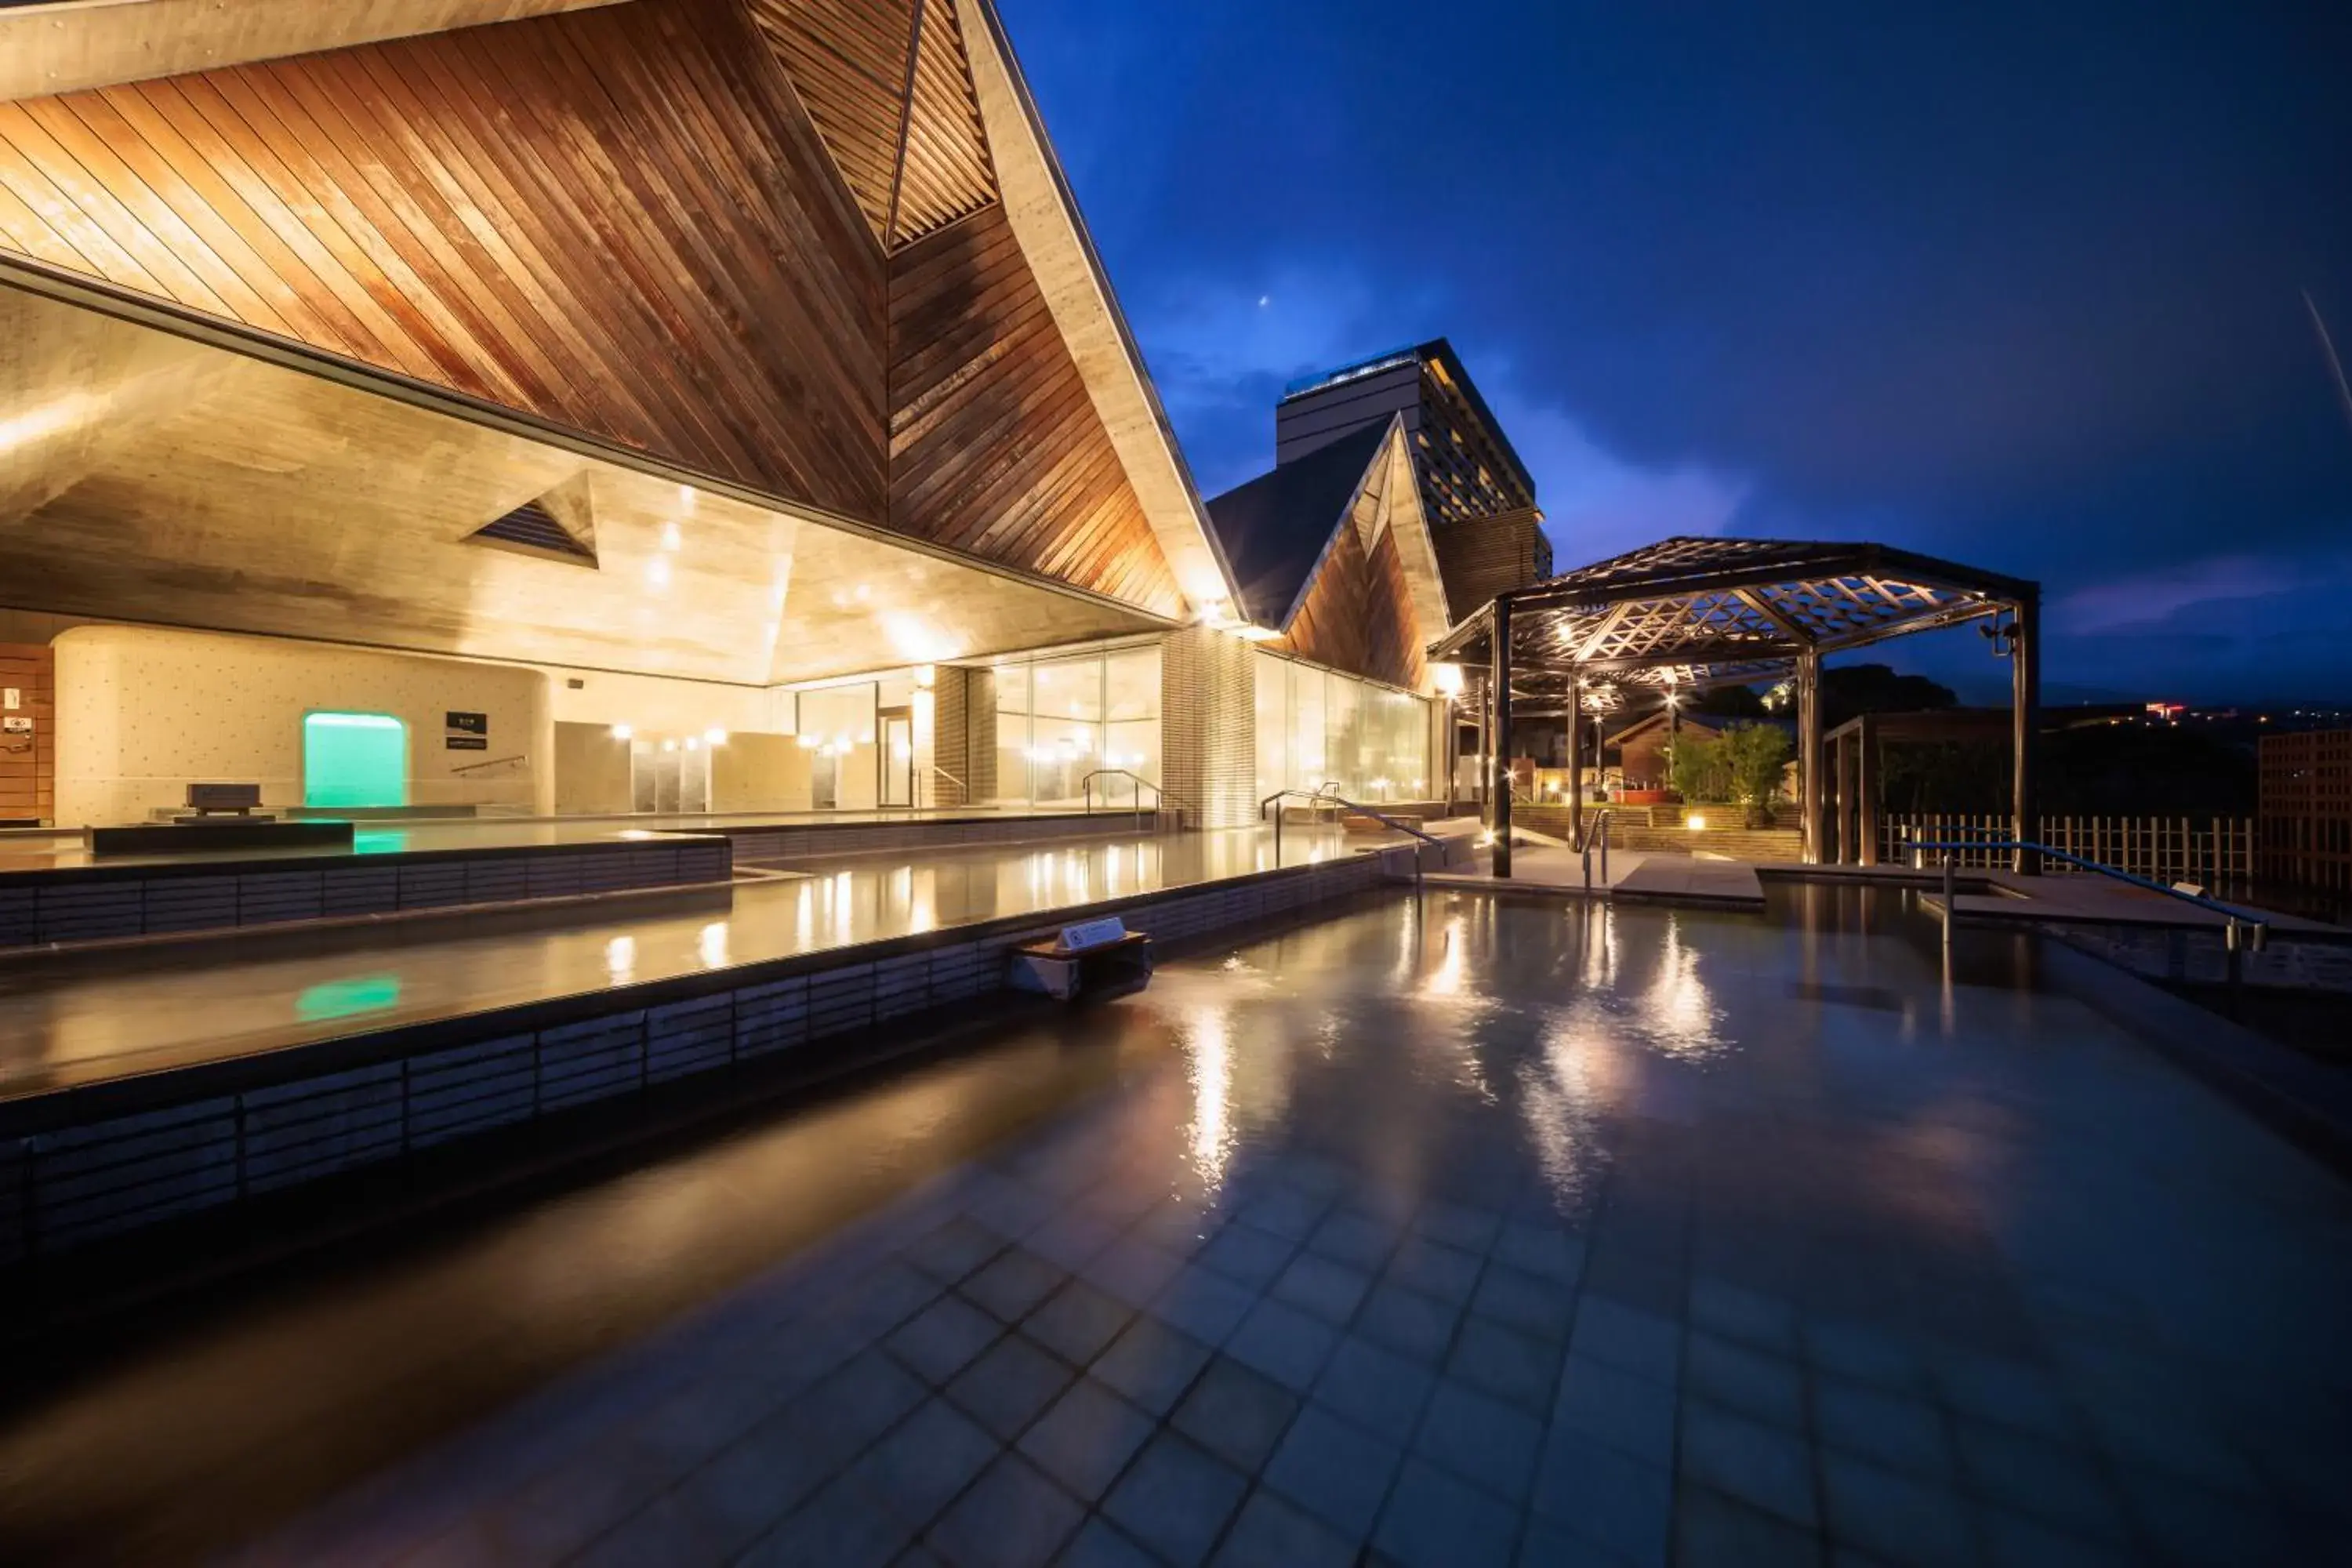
(1432, 535, 2037, 710)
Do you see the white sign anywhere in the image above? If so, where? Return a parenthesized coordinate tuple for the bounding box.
(2, 688, 18, 710)
(2, 717, 29, 734)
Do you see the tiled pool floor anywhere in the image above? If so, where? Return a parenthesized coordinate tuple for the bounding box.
(12, 890, 2352, 1566)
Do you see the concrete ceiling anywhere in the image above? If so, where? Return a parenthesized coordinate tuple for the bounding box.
(0, 274, 1167, 685)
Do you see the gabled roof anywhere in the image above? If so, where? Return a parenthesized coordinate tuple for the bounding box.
(1204, 422, 1390, 627)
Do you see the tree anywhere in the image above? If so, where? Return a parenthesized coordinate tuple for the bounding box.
(1721, 723, 1793, 812)
(1666, 731, 1730, 803)
(1692, 684, 1766, 720)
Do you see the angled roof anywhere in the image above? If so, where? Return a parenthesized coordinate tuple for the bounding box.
(1204, 421, 1390, 626)
(1432, 534, 2038, 710)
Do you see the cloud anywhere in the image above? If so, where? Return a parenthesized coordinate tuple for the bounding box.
(1476, 384, 1752, 566)
(2052, 555, 2308, 636)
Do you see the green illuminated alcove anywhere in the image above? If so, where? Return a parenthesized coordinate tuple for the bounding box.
(303, 711, 408, 808)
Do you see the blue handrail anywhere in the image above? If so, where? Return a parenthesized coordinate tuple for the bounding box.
(1905, 834, 2268, 929)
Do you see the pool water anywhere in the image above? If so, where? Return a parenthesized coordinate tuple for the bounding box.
(4, 890, 2347, 1565)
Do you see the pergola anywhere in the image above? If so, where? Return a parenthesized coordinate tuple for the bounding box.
(1431, 536, 2042, 873)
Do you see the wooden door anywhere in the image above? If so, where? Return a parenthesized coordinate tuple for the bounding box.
(0, 644, 53, 826)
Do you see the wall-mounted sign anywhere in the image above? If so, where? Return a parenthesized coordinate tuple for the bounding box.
(2, 687, 20, 710)
(2, 717, 31, 733)
(446, 711, 488, 735)
(446, 735, 489, 751)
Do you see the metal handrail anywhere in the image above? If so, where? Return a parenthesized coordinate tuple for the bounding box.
(1904, 833, 2270, 931)
(1581, 808, 1614, 894)
(917, 764, 967, 810)
(1908, 832, 2273, 1006)
(449, 753, 524, 775)
(1261, 788, 1439, 878)
(1081, 769, 1192, 826)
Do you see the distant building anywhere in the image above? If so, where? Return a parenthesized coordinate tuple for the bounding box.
(2259, 728, 2352, 895)
(1276, 340, 1551, 619)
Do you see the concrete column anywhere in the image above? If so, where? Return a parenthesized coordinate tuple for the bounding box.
(1798, 650, 1824, 864)
(1490, 598, 1513, 877)
(2011, 593, 2041, 874)
(1161, 626, 1256, 828)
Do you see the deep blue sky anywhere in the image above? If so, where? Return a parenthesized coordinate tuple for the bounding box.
(1000, 0, 2352, 703)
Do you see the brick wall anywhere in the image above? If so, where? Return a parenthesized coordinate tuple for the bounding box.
(964, 668, 999, 802)
(927, 668, 970, 808)
(1160, 626, 1257, 828)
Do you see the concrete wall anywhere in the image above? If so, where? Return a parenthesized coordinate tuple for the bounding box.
(553, 721, 632, 815)
(713, 732, 812, 813)
(53, 625, 555, 823)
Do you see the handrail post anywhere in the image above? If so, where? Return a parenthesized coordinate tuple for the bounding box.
(1941, 852, 1955, 949)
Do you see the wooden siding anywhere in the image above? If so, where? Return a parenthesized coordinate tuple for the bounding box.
(0, 644, 53, 824)
(748, 0, 994, 251)
(887, 205, 1181, 615)
(0, 0, 888, 520)
(1272, 521, 1427, 692)
(746, 0, 913, 245)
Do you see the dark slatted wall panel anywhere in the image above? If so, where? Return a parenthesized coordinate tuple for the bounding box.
(0, 644, 53, 825)
(887, 204, 1182, 615)
(1273, 525, 1426, 692)
(1432, 507, 1548, 624)
(0, 0, 887, 521)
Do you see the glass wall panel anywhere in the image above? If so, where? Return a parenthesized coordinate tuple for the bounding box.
(797, 683, 877, 810)
(1254, 652, 1289, 801)
(1250, 655, 1432, 804)
(1029, 655, 1102, 806)
(993, 662, 1032, 806)
(1290, 664, 1327, 789)
(1102, 646, 1162, 808)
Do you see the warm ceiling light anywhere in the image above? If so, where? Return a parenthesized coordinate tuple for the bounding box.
(610, 724, 633, 741)
(704, 728, 728, 745)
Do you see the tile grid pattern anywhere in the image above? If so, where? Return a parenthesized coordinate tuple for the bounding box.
(241, 1115, 2317, 1568)
(222, 894, 2352, 1568)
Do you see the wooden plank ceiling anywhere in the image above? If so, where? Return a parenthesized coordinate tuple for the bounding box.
(1271, 509, 1430, 693)
(889, 205, 1181, 618)
(0, 0, 1185, 626)
(0, 0, 887, 520)
(746, 0, 996, 252)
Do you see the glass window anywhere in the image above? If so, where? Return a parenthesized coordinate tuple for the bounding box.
(1102, 646, 1162, 808)
(1254, 652, 1289, 801)
(797, 683, 877, 809)
(993, 662, 1032, 806)
(1249, 655, 1432, 803)
(1029, 655, 1102, 807)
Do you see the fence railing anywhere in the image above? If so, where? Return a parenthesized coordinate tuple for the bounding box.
(1882, 814, 2255, 887)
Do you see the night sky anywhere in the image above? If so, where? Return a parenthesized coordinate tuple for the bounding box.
(999, 0, 2352, 704)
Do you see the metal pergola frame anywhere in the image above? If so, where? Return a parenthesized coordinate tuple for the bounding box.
(1431, 536, 2042, 874)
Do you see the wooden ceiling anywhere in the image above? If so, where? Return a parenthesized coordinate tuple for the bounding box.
(0, 0, 1218, 636)
(0, 278, 1160, 686)
(0, 0, 888, 519)
(746, 0, 996, 252)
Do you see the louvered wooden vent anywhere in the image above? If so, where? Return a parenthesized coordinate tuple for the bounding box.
(470, 499, 595, 564)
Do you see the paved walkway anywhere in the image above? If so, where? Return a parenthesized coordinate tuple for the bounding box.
(116, 891, 2345, 1568)
(1422, 845, 1765, 910)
